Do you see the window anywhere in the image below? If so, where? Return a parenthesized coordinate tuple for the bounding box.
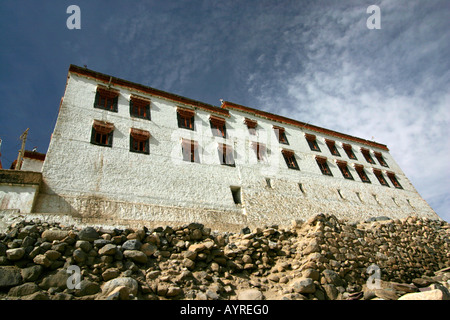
(90, 120, 114, 147)
(130, 128, 150, 154)
(336, 161, 354, 180)
(316, 156, 333, 176)
(182, 139, 199, 163)
(361, 148, 376, 164)
(373, 169, 389, 187)
(244, 118, 258, 135)
(252, 142, 267, 162)
(281, 149, 299, 170)
(343, 144, 357, 160)
(230, 186, 242, 205)
(274, 126, 289, 145)
(387, 172, 403, 189)
(218, 143, 235, 166)
(354, 164, 371, 183)
(94, 86, 119, 112)
(210, 116, 227, 138)
(177, 108, 195, 130)
(374, 152, 389, 167)
(130, 95, 150, 120)
(326, 140, 341, 157)
(265, 178, 272, 188)
(305, 134, 321, 152)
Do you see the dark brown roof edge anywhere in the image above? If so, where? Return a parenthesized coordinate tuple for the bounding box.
(68, 65, 229, 117)
(222, 101, 389, 151)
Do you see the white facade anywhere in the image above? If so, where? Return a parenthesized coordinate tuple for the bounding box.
(33, 65, 439, 230)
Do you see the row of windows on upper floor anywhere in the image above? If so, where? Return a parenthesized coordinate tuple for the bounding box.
(90, 116, 403, 190)
(93, 85, 391, 168)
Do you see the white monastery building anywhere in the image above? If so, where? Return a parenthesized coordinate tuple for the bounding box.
(3, 65, 440, 230)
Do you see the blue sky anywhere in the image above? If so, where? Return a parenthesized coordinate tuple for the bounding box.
(0, 0, 448, 222)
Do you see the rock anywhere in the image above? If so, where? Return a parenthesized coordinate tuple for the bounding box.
(0, 266, 22, 288)
(268, 274, 280, 282)
(140, 243, 157, 256)
(292, 278, 316, 294)
(104, 286, 132, 300)
(122, 239, 142, 251)
(188, 243, 206, 252)
(303, 239, 320, 255)
(98, 244, 117, 255)
(6, 248, 25, 261)
(21, 265, 43, 282)
(75, 279, 101, 297)
(183, 250, 197, 261)
(22, 291, 50, 300)
(72, 249, 87, 263)
(302, 268, 320, 281)
(33, 254, 52, 268)
(237, 289, 264, 300)
(166, 286, 183, 297)
(374, 288, 399, 300)
(39, 269, 69, 290)
(322, 284, 339, 300)
(41, 229, 69, 241)
(146, 270, 161, 281)
(321, 269, 344, 287)
(78, 227, 99, 241)
(101, 277, 138, 297)
(8, 282, 40, 297)
(398, 289, 449, 300)
(412, 277, 434, 288)
(44, 250, 62, 261)
(123, 250, 148, 264)
(75, 240, 92, 252)
(102, 268, 120, 281)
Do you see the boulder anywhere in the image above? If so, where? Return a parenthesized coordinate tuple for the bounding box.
(123, 250, 148, 264)
(41, 229, 69, 242)
(399, 289, 449, 300)
(0, 266, 22, 289)
(101, 277, 138, 297)
(78, 227, 99, 241)
(237, 289, 264, 300)
(6, 248, 25, 261)
(291, 278, 316, 294)
(122, 239, 142, 251)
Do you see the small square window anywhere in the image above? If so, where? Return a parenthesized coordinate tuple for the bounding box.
(130, 96, 150, 120)
(361, 148, 376, 164)
(94, 87, 119, 112)
(182, 139, 199, 163)
(387, 172, 403, 189)
(316, 156, 333, 176)
(130, 128, 150, 154)
(230, 186, 242, 205)
(244, 118, 258, 135)
(90, 120, 114, 147)
(210, 116, 227, 138)
(306, 134, 321, 152)
(373, 169, 389, 187)
(274, 126, 289, 145)
(218, 143, 235, 166)
(326, 140, 341, 157)
(374, 152, 389, 167)
(252, 142, 267, 162)
(282, 150, 299, 170)
(336, 161, 353, 180)
(354, 165, 371, 183)
(343, 144, 357, 160)
(177, 108, 195, 130)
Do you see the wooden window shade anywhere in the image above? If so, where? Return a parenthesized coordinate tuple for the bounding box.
(315, 156, 332, 176)
(95, 86, 119, 112)
(130, 95, 150, 120)
(281, 149, 299, 170)
(274, 126, 289, 144)
(361, 148, 376, 164)
(343, 143, 357, 160)
(374, 151, 389, 167)
(210, 116, 226, 138)
(177, 108, 195, 130)
(130, 128, 150, 154)
(326, 139, 341, 156)
(244, 118, 258, 129)
(387, 172, 403, 189)
(251, 142, 267, 162)
(336, 160, 353, 180)
(91, 120, 114, 147)
(353, 164, 371, 183)
(373, 169, 389, 187)
(130, 128, 150, 141)
(93, 120, 114, 134)
(305, 134, 321, 152)
(218, 143, 235, 166)
(182, 139, 199, 163)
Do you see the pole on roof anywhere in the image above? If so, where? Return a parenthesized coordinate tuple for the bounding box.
(15, 128, 29, 170)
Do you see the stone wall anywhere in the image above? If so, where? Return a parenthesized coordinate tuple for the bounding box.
(0, 213, 448, 300)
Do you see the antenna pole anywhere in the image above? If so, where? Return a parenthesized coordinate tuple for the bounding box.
(15, 128, 29, 170)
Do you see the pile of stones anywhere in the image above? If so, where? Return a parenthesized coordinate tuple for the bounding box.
(0, 213, 448, 300)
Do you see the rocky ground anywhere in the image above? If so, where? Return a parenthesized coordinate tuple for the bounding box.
(0, 213, 448, 300)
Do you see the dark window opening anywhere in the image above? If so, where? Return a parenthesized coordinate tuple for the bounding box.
(354, 165, 371, 183)
(326, 140, 341, 157)
(218, 143, 235, 167)
(94, 87, 119, 112)
(130, 128, 150, 154)
(210, 116, 226, 138)
(177, 108, 195, 130)
(90, 120, 114, 147)
(373, 169, 390, 187)
(374, 152, 389, 167)
(316, 157, 333, 176)
(387, 172, 403, 189)
(252, 142, 267, 162)
(282, 150, 299, 170)
(274, 126, 289, 145)
(337, 161, 354, 180)
(343, 144, 357, 160)
(361, 148, 376, 164)
(230, 186, 242, 205)
(130, 96, 150, 120)
(265, 178, 272, 188)
(306, 134, 321, 152)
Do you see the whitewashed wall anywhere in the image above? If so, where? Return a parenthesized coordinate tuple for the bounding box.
(34, 72, 439, 230)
